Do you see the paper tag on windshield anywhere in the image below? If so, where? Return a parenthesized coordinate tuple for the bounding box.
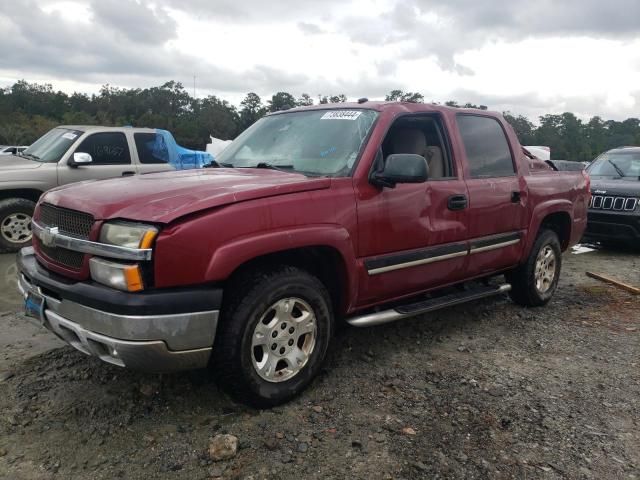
(62, 133, 78, 140)
(321, 111, 362, 120)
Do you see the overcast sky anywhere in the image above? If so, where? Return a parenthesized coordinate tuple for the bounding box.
(1, 0, 639, 120)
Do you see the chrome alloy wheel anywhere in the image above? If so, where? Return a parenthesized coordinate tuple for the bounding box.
(1, 213, 32, 244)
(251, 297, 317, 383)
(534, 245, 557, 294)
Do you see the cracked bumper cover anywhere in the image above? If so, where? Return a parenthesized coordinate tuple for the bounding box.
(17, 247, 222, 373)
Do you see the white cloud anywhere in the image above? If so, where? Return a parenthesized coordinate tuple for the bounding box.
(0, 0, 638, 120)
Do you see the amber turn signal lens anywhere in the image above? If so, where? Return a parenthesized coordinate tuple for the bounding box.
(89, 257, 144, 292)
(139, 230, 158, 249)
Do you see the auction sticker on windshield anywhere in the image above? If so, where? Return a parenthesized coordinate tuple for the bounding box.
(321, 111, 362, 120)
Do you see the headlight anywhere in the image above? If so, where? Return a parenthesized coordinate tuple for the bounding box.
(90, 257, 144, 292)
(100, 222, 158, 249)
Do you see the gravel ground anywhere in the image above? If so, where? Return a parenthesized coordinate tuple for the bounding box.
(0, 246, 638, 480)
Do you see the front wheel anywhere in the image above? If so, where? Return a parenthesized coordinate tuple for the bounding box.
(506, 229, 562, 307)
(213, 266, 333, 407)
(0, 198, 36, 253)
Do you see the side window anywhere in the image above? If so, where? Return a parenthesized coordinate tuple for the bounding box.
(135, 132, 170, 164)
(75, 132, 131, 165)
(457, 115, 515, 177)
(380, 115, 453, 179)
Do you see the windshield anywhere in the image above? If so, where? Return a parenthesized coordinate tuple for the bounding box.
(22, 127, 84, 163)
(217, 109, 378, 176)
(587, 151, 640, 180)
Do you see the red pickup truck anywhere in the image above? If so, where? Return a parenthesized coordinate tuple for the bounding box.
(18, 102, 590, 406)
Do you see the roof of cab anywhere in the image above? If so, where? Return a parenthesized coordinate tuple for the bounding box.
(55, 125, 157, 133)
(267, 101, 502, 119)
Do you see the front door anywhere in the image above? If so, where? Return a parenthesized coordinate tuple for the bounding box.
(355, 114, 469, 307)
(58, 131, 138, 185)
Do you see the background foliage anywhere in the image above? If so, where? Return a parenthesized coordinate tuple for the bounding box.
(1, 80, 638, 159)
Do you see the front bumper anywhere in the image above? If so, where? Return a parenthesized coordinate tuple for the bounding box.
(17, 247, 222, 373)
(584, 210, 640, 243)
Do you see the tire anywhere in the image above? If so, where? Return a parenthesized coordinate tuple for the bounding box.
(506, 229, 562, 307)
(0, 198, 36, 254)
(213, 266, 333, 407)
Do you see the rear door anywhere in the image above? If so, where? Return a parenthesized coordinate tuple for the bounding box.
(133, 131, 176, 174)
(457, 114, 527, 276)
(58, 131, 138, 185)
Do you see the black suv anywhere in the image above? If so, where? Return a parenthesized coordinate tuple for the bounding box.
(584, 146, 640, 245)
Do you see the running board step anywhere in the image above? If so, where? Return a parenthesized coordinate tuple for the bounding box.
(347, 284, 511, 327)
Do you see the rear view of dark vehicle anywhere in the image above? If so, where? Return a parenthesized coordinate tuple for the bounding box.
(584, 147, 640, 246)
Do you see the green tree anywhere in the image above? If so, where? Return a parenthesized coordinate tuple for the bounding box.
(328, 94, 347, 103)
(386, 90, 424, 103)
(296, 93, 314, 106)
(503, 112, 536, 145)
(268, 92, 297, 112)
(239, 92, 267, 131)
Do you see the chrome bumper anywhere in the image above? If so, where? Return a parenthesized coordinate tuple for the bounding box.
(18, 273, 218, 373)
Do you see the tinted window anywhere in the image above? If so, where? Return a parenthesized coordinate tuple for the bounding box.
(134, 132, 169, 164)
(75, 132, 130, 165)
(457, 115, 515, 177)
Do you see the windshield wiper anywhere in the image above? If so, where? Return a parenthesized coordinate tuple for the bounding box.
(251, 162, 295, 172)
(608, 159, 626, 177)
(20, 152, 40, 161)
(204, 160, 234, 168)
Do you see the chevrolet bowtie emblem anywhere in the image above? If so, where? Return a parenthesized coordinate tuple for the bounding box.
(39, 226, 59, 247)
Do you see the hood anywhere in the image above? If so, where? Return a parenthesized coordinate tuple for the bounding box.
(43, 168, 332, 223)
(590, 178, 640, 197)
(0, 154, 43, 171)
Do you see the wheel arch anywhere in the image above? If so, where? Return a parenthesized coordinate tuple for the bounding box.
(206, 226, 359, 316)
(524, 200, 573, 258)
(0, 189, 43, 204)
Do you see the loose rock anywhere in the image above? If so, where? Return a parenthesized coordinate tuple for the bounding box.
(209, 434, 239, 461)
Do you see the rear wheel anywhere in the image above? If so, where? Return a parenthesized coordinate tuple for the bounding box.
(506, 229, 562, 307)
(0, 198, 36, 253)
(213, 266, 333, 407)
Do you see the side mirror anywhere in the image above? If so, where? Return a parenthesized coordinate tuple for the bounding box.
(69, 152, 92, 168)
(372, 153, 429, 188)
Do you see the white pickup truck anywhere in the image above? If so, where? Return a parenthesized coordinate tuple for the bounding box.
(0, 125, 212, 253)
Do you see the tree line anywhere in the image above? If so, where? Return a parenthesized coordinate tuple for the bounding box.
(0, 80, 638, 160)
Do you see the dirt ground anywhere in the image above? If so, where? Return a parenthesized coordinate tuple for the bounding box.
(0, 246, 638, 480)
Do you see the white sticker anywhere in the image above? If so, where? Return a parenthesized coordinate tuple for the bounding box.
(62, 132, 78, 140)
(321, 110, 362, 120)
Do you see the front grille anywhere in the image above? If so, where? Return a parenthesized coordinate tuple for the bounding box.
(37, 204, 94, 271)
(589, 195, 638, 211)
(39, 204, 94, 239)
(38, 241, 85, 270)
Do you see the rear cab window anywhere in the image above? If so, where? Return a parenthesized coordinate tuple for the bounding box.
(457, 115, 515, 178)
(134, 132, 170, 164)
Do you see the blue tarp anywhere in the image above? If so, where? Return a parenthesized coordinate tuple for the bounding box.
(148, 129, 215, 170)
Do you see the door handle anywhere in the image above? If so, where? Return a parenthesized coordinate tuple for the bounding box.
(448, 194, 468, 211)
(121, 171, 136, 176)
(511, 191, 521, 203)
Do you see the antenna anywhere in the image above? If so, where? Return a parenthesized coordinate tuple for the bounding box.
(193, 75, 196, 98)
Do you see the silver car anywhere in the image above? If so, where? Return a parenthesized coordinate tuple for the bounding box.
(0, 126, 180, 253)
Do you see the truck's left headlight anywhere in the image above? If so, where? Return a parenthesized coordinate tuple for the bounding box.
(100, 222, 158, 249)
